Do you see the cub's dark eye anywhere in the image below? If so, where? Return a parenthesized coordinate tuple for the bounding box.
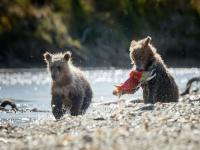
(57, 66, 61, 70)
(139, 56, 143, 60)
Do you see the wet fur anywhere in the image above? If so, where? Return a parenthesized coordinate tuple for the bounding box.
(44, 52, 92, 119)
(129, 36, 179, 103)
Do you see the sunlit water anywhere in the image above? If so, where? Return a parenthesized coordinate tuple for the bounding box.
(0, 68, 199, 126)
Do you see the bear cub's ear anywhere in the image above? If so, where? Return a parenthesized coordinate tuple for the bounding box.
(43, 52, 52, 63)
(63, 51, 71, 62)
(131, 40, 137, 46)
(129, 40, 137, 51)
(144, 36, 152, 46)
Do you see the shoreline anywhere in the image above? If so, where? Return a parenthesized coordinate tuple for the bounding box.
(0, 58, 200, 69)
(0, 94, 200, 150)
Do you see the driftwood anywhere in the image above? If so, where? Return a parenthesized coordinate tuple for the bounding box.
(181, 77, 200, 96)
(0, 99, 18, 111)
(0, 99, 51, 113)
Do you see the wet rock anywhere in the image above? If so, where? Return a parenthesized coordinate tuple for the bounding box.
(93, 117, 105, 121)
(83, 135, 93, 143)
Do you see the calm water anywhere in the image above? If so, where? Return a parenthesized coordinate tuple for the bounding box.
(0, 68, 199, 126)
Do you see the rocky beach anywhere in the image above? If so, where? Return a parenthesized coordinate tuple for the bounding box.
(0, 94, 199, 150)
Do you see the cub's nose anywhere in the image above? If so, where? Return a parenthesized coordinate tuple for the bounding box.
(51, 74, 56, 80)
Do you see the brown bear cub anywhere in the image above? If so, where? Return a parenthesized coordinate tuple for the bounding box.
(44, 51, 93, 119)
(129, 36, 179, 103)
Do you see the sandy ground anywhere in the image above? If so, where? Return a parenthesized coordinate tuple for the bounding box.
(0, 94, 200, 150)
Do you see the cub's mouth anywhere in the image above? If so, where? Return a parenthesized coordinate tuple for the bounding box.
(135, 65, 144, 71)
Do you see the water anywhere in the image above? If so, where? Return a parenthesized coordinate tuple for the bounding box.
(0, 68, 199, 126)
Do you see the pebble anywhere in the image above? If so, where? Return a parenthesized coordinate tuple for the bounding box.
(0, 94, 199, 150)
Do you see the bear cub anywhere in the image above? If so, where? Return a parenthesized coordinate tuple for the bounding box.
(129, 36, 179, 103)
(44, 51, 93, 119)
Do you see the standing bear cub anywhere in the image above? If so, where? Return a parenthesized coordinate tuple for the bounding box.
(44, 51, 93, 119)
(129, 36, 179, 103)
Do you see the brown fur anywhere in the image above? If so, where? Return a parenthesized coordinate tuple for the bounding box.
(44, 51, 93, 119)
(129, 36, 179, 103)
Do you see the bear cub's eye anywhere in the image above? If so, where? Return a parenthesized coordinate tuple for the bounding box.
(139, 56, 143, 60)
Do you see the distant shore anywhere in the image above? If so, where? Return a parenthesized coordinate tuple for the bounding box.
(0, 57, 200, 69)
(0, 94, 200, 150)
